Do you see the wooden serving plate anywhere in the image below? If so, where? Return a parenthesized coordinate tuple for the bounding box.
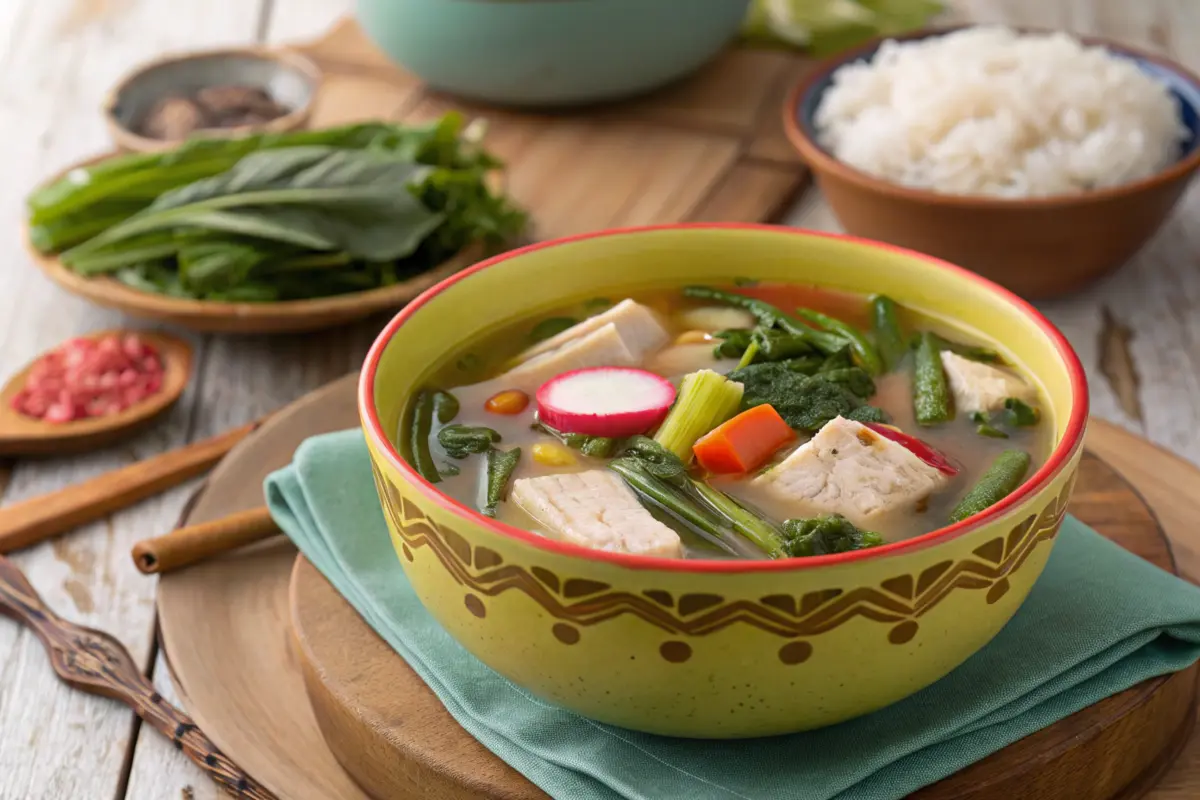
(157, 374, 1200, 800)
(26, 19, 812, 335)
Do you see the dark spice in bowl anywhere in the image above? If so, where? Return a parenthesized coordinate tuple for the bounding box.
(141, 84, 290, 140)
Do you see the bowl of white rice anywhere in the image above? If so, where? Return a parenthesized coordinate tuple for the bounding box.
(785, 25, 1200, 298)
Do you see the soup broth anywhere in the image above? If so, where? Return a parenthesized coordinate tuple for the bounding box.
(401, 284, 1054, 561)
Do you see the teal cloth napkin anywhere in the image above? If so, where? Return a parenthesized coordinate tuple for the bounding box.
(265, 429, 1200, 800)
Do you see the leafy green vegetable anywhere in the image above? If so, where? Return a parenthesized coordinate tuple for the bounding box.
(712, 328, 754, 359)
(683, 286, 845, 354)
(969, 410, 1009, 438)
(818, 367, 875, 400)
(432, 390, 460, 424)
(917, 332, 1005, 365)
(818, 346, 855, 373)
(783, 354, 826, 375)
(1003, 398, 1041, 427)
(752, 328, 816, 362)
(976, 423, 1009, 439)
(33, 115, 526, 302)
(845, 405, 889, 424)
(582, 297, 612, 313)
(623, 435, 690, 482)
(732, 276, 759, 287)
(579, 436, 618, 458)
(740, 0, 943, 56)
(529, 317, 577, 343)
(483, 447, 521, 517)
(780, 514, 885, 557)
(728, 362, 877, 432)
(610, 437, 781, 557)
(795, 307, 884, 375)
(409, 391, 442, 484)
(437, 424, 502, 459)
(531, 421, 617, 458)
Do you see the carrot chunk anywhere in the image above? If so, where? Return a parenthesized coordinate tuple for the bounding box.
(692, 404, 795, 474)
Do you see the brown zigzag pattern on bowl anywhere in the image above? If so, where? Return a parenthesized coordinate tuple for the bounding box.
(373, 464, 1075, 664)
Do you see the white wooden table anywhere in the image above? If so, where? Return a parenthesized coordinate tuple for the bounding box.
(0, 1, 1196, 797)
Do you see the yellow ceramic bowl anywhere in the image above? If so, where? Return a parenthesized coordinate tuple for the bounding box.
(359, 224, 1089, 739)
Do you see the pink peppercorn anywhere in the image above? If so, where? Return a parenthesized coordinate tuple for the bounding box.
(9, 333, 166, 423)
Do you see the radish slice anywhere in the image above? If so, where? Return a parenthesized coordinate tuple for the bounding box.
(863, 422, 960, 476)
(536, 367, 676, 438)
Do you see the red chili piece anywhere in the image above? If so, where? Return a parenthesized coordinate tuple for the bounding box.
(862, 422, 960, 476)
(10, 334, 165, 423)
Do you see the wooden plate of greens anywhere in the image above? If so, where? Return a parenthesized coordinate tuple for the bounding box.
(24, 115, 526, 334)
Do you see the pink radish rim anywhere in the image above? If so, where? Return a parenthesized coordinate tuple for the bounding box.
(535, 367, 676, 438)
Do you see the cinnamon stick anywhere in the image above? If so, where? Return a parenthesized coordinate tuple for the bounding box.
(132, 506, 279, 574)
(0, 420, 263, 554)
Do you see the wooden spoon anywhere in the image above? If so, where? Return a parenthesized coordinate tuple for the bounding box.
(0, 329, 192, 457)
(0, 555, 275, 798)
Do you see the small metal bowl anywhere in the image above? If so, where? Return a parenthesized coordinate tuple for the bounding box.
(103, 47, 322, 153)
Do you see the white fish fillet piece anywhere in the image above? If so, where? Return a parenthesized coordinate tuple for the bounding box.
(493, 322, 637, 394)
(511, 470, 683, 557)
(751, 416, 951, 532)
(940, 351, 1038, 415)
(518, 299, 669, 362)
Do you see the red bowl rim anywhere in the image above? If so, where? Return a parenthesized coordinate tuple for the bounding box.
(783, 25, 1200, 209)
(359, 223, 1090, 574)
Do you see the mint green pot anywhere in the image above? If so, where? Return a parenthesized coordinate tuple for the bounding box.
(355, 0, 753, 107)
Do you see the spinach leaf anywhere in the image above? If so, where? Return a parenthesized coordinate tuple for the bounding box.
(781, 514, 884, 557)
(438, 424, 502, 459)
(1003, 398, 1041, 427)
(62, 147, 444, 268)
(529, 317, 577, 343)
(729, 362, 874, 432)
(819, 367, 875, 400)
(483, 447, 521, 517)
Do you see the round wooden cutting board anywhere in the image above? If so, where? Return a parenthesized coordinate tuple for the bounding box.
(158, 375, 1200, 800)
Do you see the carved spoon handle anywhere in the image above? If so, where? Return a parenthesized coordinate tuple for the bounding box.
(0, 556, 275, 799)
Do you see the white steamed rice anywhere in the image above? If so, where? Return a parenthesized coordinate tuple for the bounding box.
(813, 26, 1189, 198)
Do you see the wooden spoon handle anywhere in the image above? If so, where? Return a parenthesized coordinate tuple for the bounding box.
(0, 419, 263, 554)
(132, 507, 279, 574)
(0, 555, 276, 799)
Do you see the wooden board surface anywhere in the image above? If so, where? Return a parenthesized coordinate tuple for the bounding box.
(153, 374, 1200, 800)
(0, 2, 1198, 798)
(292, 18, 812, 241)
(289, 446, 1197, 800)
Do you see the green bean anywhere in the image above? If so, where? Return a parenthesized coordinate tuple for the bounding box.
(483, 447, 521, 517)
(870, 295, 908, 371)
(913, 332, 953, 425)
(949, 450, 1032, 523)
(408, 390, 441, 484)
(796, 308, 884, 376)
(432, 390, 460, 424)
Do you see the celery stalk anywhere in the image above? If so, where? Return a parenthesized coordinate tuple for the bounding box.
(653, 369, 744, 462)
